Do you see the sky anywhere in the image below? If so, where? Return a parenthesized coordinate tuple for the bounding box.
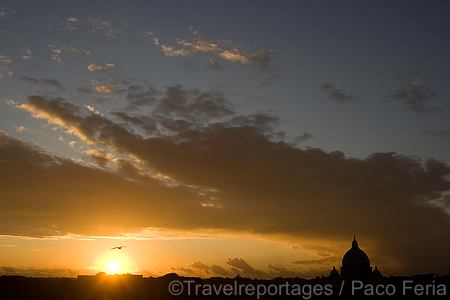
(0, 0, 450, 279)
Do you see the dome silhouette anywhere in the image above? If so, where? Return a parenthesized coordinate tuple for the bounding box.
(372, 266, 382, 278)
(342, 236, 370, 266)
(329, 266, 339, 279)
(340, 236, 372, 279)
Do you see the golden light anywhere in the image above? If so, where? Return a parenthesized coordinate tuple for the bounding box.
(108, 261, 120, 273)
(94, 248, 135, 275)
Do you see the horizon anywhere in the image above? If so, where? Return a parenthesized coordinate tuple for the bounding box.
(1, 0, 450, 281)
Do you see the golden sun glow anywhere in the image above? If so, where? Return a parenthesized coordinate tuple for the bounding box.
(95, 248, 134, 275)
(108, 261, 120, 273)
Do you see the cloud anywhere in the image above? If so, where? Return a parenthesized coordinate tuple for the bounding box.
(0, 53, 11, 64)
(0, 7, 6, 21)
(77, 87, 94, 94)
(48, 45, 91, 65)
(388, 72, 438, 113)
(258, 72, 284, 87)
(66, 17, 79, 23)
(5, 86, 450, 276)
(142, 30, 154, 37)
(62, 17, 80, 30)
(125, 84, 160, 109)
(292, 132, 314, 144)
(207, 59, 222, 69)
(226, 258, 267, 277)
(22, 47, 32, 60)
(65, 46, 91, 58)
(151, 29, 274, 69)
(110, 111, 158, 134)
(0, 6, 15, 21)
(18, 76, 64, 88)
(219, 49, 273, 69)
(189, 261, 210, 273)
(88, 17, 118, 38)
(0, 266, 95, 277)
(0, 130, 212, 238)
(87, 63, 115, 72)
(15, 126, 28, 133)
(86, 148, 114, 168)
(92, 80, 124, 94)
(321, 84, 355, 103)
(210, 264, 232, 277)
(154, 84, 234, 124)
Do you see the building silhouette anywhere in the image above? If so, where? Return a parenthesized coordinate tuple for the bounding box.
(340, 236, 373, 279)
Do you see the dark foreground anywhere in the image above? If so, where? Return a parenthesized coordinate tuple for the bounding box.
(0, 272, 449, 299)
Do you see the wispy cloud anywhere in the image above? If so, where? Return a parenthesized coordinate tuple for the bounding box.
(0, 6, 15, 21)
(62, 17, 80, 30)
(18, 76, 64, 88)
(22, 47, 32, 60)
(91, 80, 124, 94)
(88, 17, 118, 38)
(0, 53, 11, 64)
(87, 63, 115, 72)
(48, 45, 91, 65)
(321, 84, 356, 103)
(150, 29, 274, 69)
(388, 72, 438, 113)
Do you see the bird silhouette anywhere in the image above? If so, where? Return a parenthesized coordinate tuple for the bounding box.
(111, 246, 126, 250)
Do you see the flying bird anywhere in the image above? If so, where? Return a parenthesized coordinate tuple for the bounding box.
(111, 246, 126, 250)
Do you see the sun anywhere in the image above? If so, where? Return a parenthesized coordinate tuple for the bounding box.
(108, 261, 120, 273)
(94, 246, 135, 275)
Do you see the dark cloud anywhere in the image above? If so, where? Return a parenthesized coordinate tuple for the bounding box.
(88, 149, 112, 168)
(110, 111, 158, 135)
(125, 84, 160, 109)
(155, 84, 234, 124)
(0, 266, 91, 277)
(321, 84, 355, 103)
(1, 266, 15, 273)
(292, 132, 314, 144)
(210, 264, 232, 277)
(207, 59, 222, 70)
(246, 50, 273, 70)
(226, 258, 267, 277)
(77, 87, 94, 94)
(0, 130, 211, 238)
(388, 72, 438, 113)
(258, 71, 284, 87)
(189, 261, 210, 273)
(18, 76, 64, 88)
(5, 86, 450, 276)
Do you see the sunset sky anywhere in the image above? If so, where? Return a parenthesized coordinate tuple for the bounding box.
(1, 0, 450, 279)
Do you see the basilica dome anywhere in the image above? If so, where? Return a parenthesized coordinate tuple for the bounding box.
(340, 236, 372, 279)
(342, 236, 370, 267)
